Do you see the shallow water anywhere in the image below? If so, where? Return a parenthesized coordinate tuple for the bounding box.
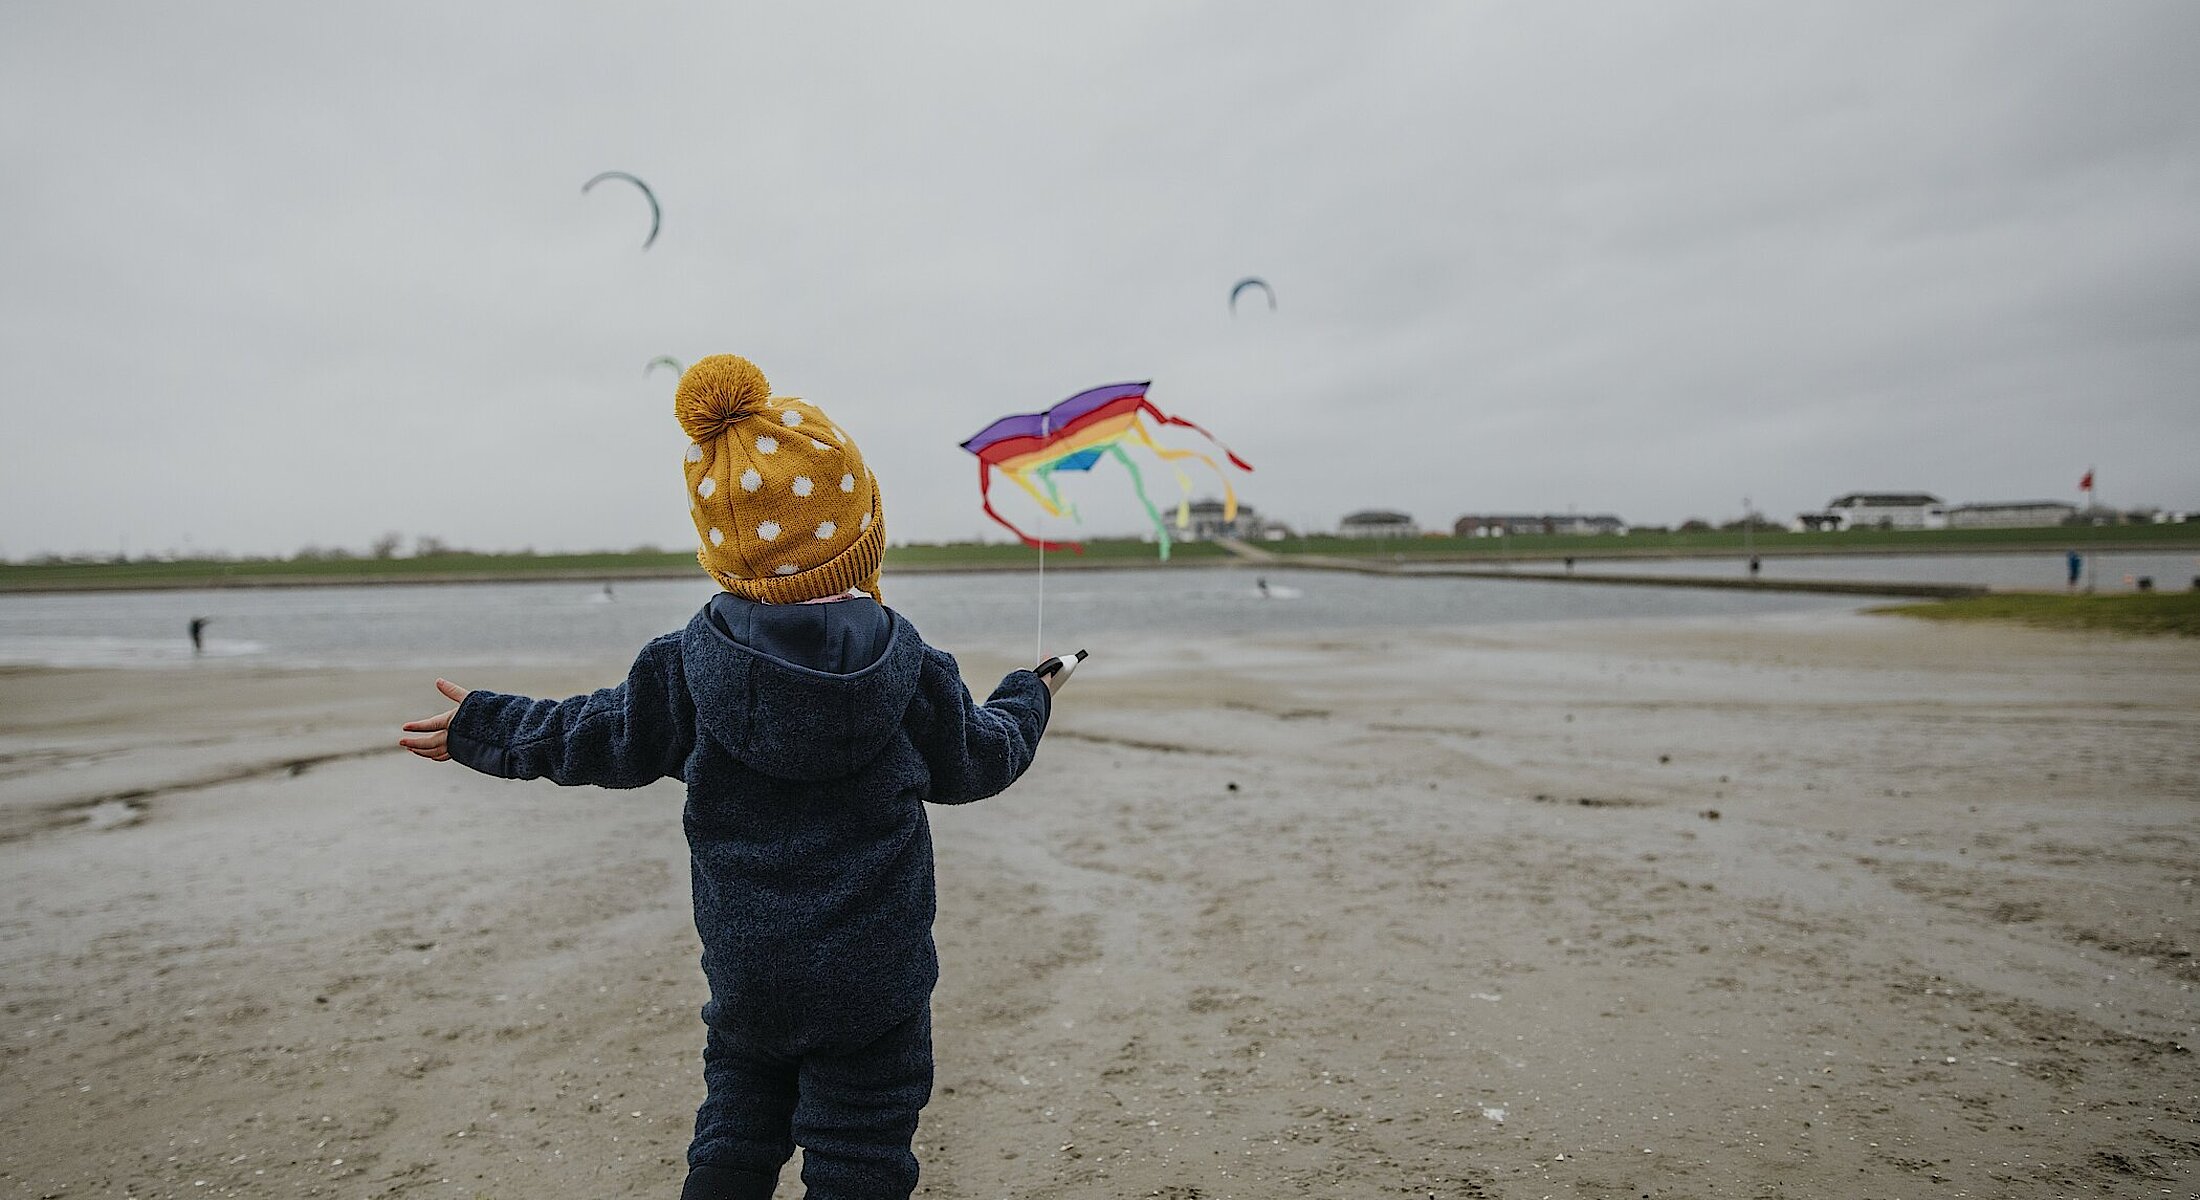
(0, 568, 1877, 670)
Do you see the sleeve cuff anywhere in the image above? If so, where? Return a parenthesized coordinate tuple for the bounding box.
(1020, 668, 1053, 731)
(446, 693, 516, 777)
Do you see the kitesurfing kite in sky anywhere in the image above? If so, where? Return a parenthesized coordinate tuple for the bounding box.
(960, 382, 1252, 560)
(646, 355, 683, 377)
(583, 171, 661, 248)
(1229, 277, 1276, 314)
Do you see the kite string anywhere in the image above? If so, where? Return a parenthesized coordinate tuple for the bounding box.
(1035, 414, 1047, 666)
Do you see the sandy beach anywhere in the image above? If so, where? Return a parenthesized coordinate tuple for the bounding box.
(2, 610, 2196, 1198)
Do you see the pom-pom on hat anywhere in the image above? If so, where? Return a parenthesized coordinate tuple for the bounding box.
(677, 355, 884, 603)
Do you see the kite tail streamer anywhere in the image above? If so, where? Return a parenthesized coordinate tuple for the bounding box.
(1033, 467, 1080, 521)
(978, 461, 1082, 553)
(1004, 465, 1074, 521)
(1130, 423, 1243, 525)
(1105, 443, 1173, 561)
(1139, 400, 1255, 472)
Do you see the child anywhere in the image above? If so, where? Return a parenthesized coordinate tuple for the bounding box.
(399, 355, 1060, 1199)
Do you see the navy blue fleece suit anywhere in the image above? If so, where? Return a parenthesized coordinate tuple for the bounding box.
(445, 594, 1052, 1199)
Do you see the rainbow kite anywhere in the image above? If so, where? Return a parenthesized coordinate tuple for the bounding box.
(960, 382, 1253, 559)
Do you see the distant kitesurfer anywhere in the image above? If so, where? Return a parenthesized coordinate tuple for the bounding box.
(188, 617, 209, 653)
(1257, 576, 1270, 597)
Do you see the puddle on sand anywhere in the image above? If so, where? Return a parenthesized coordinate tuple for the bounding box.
(78, 799, 145, 831)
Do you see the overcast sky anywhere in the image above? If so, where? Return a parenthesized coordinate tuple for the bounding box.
(4, 1, 2196, 558)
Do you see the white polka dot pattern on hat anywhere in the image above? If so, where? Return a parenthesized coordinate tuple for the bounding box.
(709, 527, 724, 547)
(774, 564, 799, 575)
(697, 476, 716, 499)
(816, 521, 836, 539)
(809, 438, 830, 451)
(756, 436, 778, 455)
(685, 443, 703, 463)
(781, 410, 803, 427)
(757, 521, 781, 541)
(740, 468, 761, 493)
(840, 474, 855, 492)
(860, 511, 872, 531)
(792, 475, 813, 497)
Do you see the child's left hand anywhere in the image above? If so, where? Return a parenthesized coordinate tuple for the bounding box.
(399, 679, 473, 761)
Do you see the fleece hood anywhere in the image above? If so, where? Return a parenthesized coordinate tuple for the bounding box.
(679, 600, 924, 782)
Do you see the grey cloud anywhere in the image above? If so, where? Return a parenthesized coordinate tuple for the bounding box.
(3, 1, 2196, 558)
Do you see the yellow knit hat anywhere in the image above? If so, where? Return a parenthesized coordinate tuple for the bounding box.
(676, 355, 885, 603)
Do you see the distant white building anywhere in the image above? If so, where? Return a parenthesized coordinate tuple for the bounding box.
(1945, 500, 2078, 529)
(1184, 498, 1243, 541)
(1182, 498, 1288, 541)
(1455, 513, 1628, 537)
(1337, 509, 1419, 539)
(1798, 492, 1946, 531)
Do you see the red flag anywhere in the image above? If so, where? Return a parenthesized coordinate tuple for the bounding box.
(2079, 468, 2094, 491)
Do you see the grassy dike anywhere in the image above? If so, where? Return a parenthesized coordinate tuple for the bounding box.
(0, 539, 1231, 592)
(1876, 591, 2200, 637)
(1263, 521, 2200, 561)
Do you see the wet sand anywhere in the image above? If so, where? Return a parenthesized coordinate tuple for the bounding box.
(2, 613, 2196, 1198)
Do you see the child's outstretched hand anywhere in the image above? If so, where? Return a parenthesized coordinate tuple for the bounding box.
(399, 679, 472, 761)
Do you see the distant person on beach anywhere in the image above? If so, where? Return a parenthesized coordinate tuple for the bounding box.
(1749, 555, 1761, 579)
(187, 617, 209, 653)
(2067, 549, 2083, 591)
(399, 356, 1062, 1200)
